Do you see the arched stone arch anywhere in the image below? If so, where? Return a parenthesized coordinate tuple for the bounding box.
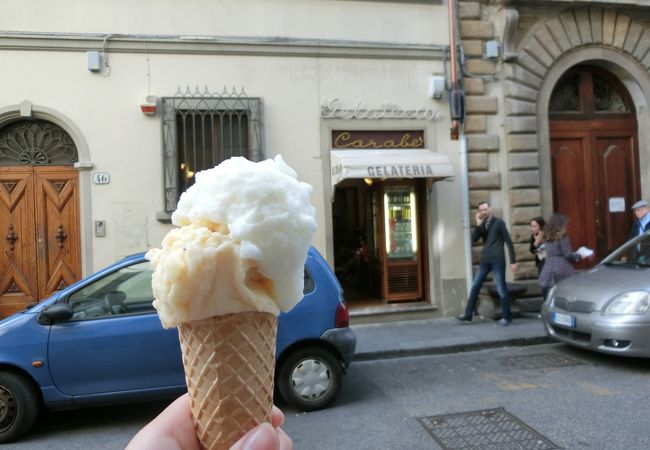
(503, 7, 650, 217)
(0, 100, 94, 275)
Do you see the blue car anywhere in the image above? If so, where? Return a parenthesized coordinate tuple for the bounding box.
(0, 247, 355, 442)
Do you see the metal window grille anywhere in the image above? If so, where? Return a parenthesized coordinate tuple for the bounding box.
(161, 86, 263, 213)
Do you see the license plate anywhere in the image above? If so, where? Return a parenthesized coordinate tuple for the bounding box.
(552, 312, 576, 328)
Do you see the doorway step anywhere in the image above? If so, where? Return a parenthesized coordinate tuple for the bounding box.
(349, 301, 440, 325)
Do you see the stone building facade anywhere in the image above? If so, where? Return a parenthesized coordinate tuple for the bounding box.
(459, 0, 650, 296)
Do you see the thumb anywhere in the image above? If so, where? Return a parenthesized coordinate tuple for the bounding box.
(230, 423, 279, 450)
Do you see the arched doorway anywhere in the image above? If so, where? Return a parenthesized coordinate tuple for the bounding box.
(549, 65, 640, 265)
(0, 120, 81, 316)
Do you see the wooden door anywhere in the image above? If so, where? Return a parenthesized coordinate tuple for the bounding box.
(549, 66, 639, 265)
(0, 168, 39, 314)
(34, 167, 81, 298)
(593, 133, 638, 253)
(549, 134, 594, 257)
(0, 167, 81, 316)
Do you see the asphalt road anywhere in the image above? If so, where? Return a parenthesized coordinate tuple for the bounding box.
(6, 343, 650, 449)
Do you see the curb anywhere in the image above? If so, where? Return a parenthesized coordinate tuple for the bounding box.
(353, 336, 555, 362)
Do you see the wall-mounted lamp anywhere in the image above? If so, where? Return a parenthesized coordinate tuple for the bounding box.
(363, 178, 373, 186)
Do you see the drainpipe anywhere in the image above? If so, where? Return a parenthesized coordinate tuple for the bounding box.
(459, 134, 472, 295)
(447, 0, 472, 295)
(448, 0, 462, 141)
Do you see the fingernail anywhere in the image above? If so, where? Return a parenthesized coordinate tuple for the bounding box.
(242, 423, 276, 450)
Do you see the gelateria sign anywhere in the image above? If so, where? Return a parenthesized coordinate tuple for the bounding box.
(332, 130, 425, 149)
(330, 148, 453, 191)
(321, 98, 441, 121)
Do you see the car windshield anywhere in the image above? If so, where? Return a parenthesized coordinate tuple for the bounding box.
(67, 262, 155, 319)
(602, 233, 650, 268)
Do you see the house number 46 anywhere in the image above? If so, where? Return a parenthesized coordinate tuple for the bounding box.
(92, 172, 110, 185)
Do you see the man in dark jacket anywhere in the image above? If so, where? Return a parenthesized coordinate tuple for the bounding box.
(457, 201, 517, 326)
(627, 200, 650, 241)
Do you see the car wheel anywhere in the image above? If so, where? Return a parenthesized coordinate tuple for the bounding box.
(277, 347, 342, 411)
(0, 372, 40, 443)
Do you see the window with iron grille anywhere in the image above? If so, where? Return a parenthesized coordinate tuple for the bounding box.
(161, 87, 263, 213)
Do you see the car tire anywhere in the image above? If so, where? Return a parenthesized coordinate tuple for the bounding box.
(0, 371, 40, 443)
(277, 346, 342, 411)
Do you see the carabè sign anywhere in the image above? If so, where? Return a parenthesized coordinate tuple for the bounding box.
(92, 172, 110, 185)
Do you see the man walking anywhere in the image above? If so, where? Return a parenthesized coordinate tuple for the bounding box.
(627, 200, 650, 241)
(457, 201, 517, 326)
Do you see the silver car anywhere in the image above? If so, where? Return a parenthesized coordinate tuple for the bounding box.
(541, 232, 650, 357)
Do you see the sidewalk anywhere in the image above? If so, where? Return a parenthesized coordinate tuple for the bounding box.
(351, 313, 552, 361)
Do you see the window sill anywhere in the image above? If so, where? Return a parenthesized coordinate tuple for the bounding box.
(156, 211, 172, 224)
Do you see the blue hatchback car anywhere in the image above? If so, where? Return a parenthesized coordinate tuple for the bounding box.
(0, 247, 355, 443)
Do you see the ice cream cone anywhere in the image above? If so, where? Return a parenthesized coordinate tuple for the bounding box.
(177, 312, 277, 450)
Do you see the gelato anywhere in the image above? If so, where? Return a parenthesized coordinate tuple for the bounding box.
(146, 155, 317, 450)
(146, 155, 317, 328)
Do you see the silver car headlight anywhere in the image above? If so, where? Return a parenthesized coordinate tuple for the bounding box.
(603, 291, 650, 315)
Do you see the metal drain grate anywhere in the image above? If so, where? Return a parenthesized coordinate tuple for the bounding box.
(499, 352, 583, 370)
(418, 407, 560, 450)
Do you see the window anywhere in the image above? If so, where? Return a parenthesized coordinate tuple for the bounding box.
(0, 120, 77, 166)
(68, 261, 154, 319)
(303, 267, 315, 294)
(549, 74, 580, 113)
(549, 68, 632, 116)
(161, 87, 263, 213)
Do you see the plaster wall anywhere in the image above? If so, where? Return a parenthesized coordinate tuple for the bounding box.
(0, 0, 448, 45)
(0, 48, 465, 283)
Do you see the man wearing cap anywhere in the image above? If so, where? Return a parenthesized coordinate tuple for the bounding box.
(627, 200, 650, 241)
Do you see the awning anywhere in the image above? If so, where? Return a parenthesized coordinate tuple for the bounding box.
(330, 149, 453, 189)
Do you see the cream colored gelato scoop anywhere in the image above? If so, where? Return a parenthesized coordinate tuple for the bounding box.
(146, 155, 317, 328)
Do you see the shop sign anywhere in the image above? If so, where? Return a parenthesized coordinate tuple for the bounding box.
(329, 149, 453, 191)
(321, 98, 441, 121)
(367, 164, 436, 177)
(332, 130, 424, 149)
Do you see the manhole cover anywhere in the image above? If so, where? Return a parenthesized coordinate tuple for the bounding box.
(499, 353, 583, 370)
(418, 407, 561, 450)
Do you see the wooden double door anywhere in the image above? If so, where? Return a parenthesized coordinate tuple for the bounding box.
(549, 66, 639, 264)
(0, 166, 81, 316)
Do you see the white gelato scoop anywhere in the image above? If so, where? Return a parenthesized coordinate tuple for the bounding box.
(146, 155, 317, 328)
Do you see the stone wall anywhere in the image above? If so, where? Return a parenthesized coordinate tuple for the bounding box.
(459, 2, 650, 296)
(458, 1, 539, 286)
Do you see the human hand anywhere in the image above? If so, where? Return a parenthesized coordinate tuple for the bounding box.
(126, 393, 292, 450)
(510, 263, 518, 273)
(475, 212, 483, 226)
(231, 408, 292, 450)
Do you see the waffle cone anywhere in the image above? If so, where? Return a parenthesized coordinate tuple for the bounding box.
(177, 312, 277, 450)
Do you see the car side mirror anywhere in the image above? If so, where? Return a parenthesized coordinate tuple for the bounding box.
(37, 303, 74, 325)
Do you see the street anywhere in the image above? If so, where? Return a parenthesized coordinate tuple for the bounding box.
(6, 343, 650, 449)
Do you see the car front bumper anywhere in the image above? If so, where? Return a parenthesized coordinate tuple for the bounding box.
(321, 327, 356, 367)
(541, 305, 650, 357)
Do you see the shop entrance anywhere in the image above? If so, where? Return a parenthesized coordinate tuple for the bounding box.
(333, 178, 428, 308)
